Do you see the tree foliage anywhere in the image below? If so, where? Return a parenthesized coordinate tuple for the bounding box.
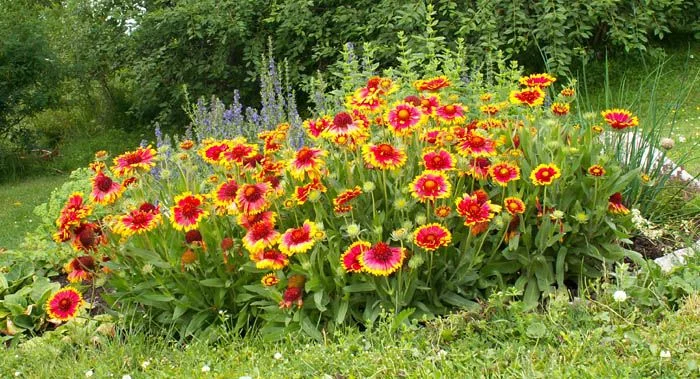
(0, 0, 61, 140)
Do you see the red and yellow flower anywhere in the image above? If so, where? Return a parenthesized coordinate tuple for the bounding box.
(588, 165, 606, 177)
(551, 102, 570, 116)
(212, 179, 239, 210)
(90, 171, 124, 205)
(360, 242, 406, 276)
(419, 96, 440, 115)
(250, 248, 289, 270)
(413, 223, 452, 251)
(112, 146, 157, 177)
(422, 149, 454, 171)
(303, 116, 331, 139)
(504, 197, 526, 215)
(435, 103, 467, 125)
(456, 192, 502, 227)
(333, 186, 362, 212)
(237, 210, 277, 230)
(601, 109, 639, 130)
(434, 205, 451, 218)
(324, 111, 365, 138)
(341, 240, 371, 273)
(293, 180, 327, 204)
(608, 192, 630, 215)
(170, 192, 209, 231)
(46, 287, 83, 321)
(509, 87, 545, 107)
(530, 163, 562, 186)
(242, 221, 280, 254)
(361, 143, 407, 170)
(64, 256, 96, 283)
(468, 157, 491, 180)
(114, 203, 162, 236)
(414, 76, 451, 91)
(288, 147, 327, 180)
(409, 171, 452, 202)
(386, 103, 426, 136)
(519, 73, 556, 88)
(456, 130, 497, 157)
(236, 183, 271, 215)
(71, 222, 106, 252)
(261, 273, 279, 286)
(279, 220, 318, 256)
(490, 162, 520, 186)
(560, 87, 575, 97)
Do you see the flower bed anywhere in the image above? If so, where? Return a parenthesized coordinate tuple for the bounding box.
(48, 70, 645, 339)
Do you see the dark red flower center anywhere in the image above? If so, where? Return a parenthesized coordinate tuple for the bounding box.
(58, 298, 73, 310)
(296, 148, 314, 163)
(250, 222, 272, 240)
(139, 202, 158, 213)
(333, 112, 354, 129)
(283, 286, 302, 302)
(124, 153, 144, 165)
(290, 228, 308, 243)
(371, 243, 392, 262)
(243, 186, 261, 200)
(95, 175, 114, 192)
(377, 144, 394, 157)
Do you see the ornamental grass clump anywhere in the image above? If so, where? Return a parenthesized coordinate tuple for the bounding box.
(50, 63, 645, 339)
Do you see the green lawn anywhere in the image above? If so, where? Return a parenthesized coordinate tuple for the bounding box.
(0, 175, 67, 249)
(4, 294, 698, 377)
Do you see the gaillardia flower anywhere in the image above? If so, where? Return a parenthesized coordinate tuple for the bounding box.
(341, 240, 371, 273)
(456, 130, 497, 158)
(588, 165, 606, 177)
(551, 102, 570, 116)
(435, 103, 467, 125)
(64, 256, 96, 283)
(608, 192, 630, 215)
(434, 205, 451, 218)
(361, 143, 407, 170)
(410, 171, 452, 202)
(530, 163, 562, 186)
(90, 171, 124, 205)
(413, 223, 452, 251)
(236, 183, 271, 215)
(242, 221, 280, 253)
(360, 242, 406, 276)
(422, 149, 454, 171)
(456, 192, 502, 227)
(212, 179, 239, 209)
(601, 109, 639, 130)
(170, 192, 209, 231)
(490, 162, 520, 186)
(115, 203, 162, 236)
(46, 287, 83, 321)
(414, 76, 451, 91)
(251, 248, 289, 270)
(289, 147, 327, 180)
(279, 220, 318, 256)
(386, 103, 426, 136)
(261, 273, 279, 286)
(519, 73, 556, 88)
(237, 210, 277, 230)
(112, 146, 157, 177)
(509, 87, 545, 107)
(504, 197, 526, 215)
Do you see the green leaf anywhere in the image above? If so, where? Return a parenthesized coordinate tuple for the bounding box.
(343, 282, 375, 293)
(335, 299, 349, 324)
(390, 308, 415, 332)
(526, 321, 547, 339)
(300, 313, 323, 341)
(440, 292, 479, 311)
(199, 278, 226, 288)
(556, 247, 568, 288)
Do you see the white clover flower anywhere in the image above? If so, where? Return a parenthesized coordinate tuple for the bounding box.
(14, 372, 21, 377)
(141, 360, 151, 369)
(613, 290, 628, 303)
(85, 370, 94, 377)
(660, 350, 671, 358)
(122, 375, 132, 379)
(678, 135, 687, 143)
(201, 364, 211, 373)
(273, 352, 283, 360)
